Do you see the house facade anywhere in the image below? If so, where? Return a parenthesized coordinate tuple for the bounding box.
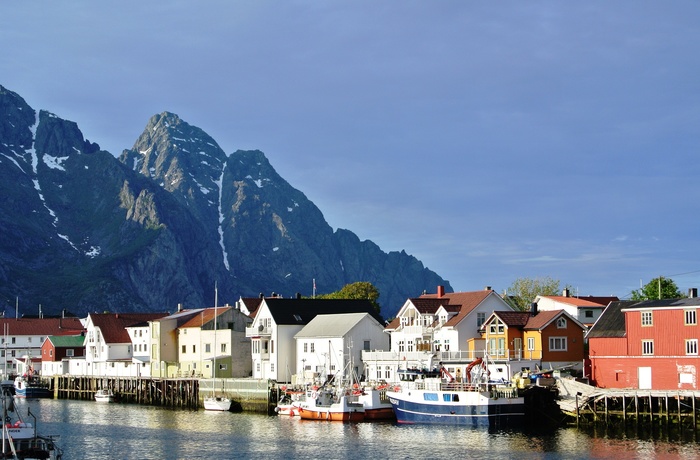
(177, 305, 252, 378)
(40, 335, 86, 376)
(1, 317, 84, 378)
(363, 287, 518, 383)
(149, 308, 206, 378)
(245, 298, 382, 382)
(84, 312, 167, 377)
(587, 296, 700, 390)
(481, 307, 586, 371)
(294, 313, 388, 384)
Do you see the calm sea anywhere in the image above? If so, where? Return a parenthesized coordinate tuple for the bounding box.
(15, 399, 700, 459)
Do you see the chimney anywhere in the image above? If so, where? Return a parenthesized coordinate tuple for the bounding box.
(689, 288, 698, 298)
(484, 286, 491, 291)
(437, 285, 445, 298)
(563, 288, 570, 297)
(296, 293, 302, 299)
(531, 302, 538, 316)
(177, 303, 182, 312)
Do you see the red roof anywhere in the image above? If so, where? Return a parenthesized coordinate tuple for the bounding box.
(0, 317, 84, 336)
(422, 290, 493, 327)
(541, 296, 617, 308)
(90, 312, 167, 344)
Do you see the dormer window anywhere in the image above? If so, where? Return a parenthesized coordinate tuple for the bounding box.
(293, 314, 302, 322)
(556, 317, 567, 329)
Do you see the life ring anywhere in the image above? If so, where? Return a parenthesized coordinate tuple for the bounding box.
(393, 386, 401, 392)
(376, 383, 388, 390)
(311, 391, 318, 399)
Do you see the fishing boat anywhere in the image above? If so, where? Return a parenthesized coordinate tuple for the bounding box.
(13, 376, 51, 399)
(94, 389, 115, 403)
(274, 387, 304, 416)
(386, 358, 525, 426)
(297, 386, 365, 422)
(203, 284, 232, 412)
(0, 395, 62, 459)
(356, 384, 395, 420)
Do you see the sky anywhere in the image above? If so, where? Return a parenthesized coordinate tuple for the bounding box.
(2, 2, 700, 300)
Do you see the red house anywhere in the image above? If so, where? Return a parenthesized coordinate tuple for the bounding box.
(587, 294, 700, 390)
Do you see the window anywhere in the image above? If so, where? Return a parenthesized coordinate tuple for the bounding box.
(28, 337, 32, 343)
(642, 339, 654, 355)
(407, 340, 414, 352)
(66, 349, 73, 357)
(686, 339, 698, 355)
(527, 337, 535, 351)
(49, 350, 53, 357)
(221, 343, 227, 353)
(363, 340, 370, 351)
(685, 309, 697, 326)
(270, 340, 274, 353)
(377, 369, 382, 379)
(310, 343, 315, 353)
(303, 343, 308, 353)
(181, 345, 186, 354)
(398, 341, 405, 352)
(641, 311, 653, 327)
(192, 345, 196, 353)
(488, 318, 505, 334)
(585, 310, 594, 318)
(11, 338, 15, 344)
(385, 366, 391, 379)
(549, 337, 567, 351)
(477, 312, 486, 328)
(205, 344, 211, 353)
(556, 317, 567, 329)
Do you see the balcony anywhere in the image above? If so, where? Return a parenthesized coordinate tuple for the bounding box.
(245, 325, 272, 337)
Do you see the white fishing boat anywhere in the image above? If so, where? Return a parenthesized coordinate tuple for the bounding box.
(386, 358, 525, 427)
(94, 389, 115, 403)
(274, 387, 304, 416)
(355, 384, 394, 420)
(297, 386, 365, 422)
(204, 284, 232, 412)
(1, 395, 62, 459)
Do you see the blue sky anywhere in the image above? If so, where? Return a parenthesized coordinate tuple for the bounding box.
(2, 2, 700, 299)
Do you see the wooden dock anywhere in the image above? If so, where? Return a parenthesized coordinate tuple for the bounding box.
(557, 378, 700, 432)
(50, 376, 276, 413)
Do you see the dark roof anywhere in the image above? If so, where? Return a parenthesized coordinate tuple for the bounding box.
(621, 297, 700, 310)
(493, 311, 531, 327)
(586, 300, 638, 339)
(263, 299, 382, 325)
(179, 307, 231, 328)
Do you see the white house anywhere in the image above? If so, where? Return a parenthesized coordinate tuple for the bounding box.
(84, 312, 167, 377)
(294, 312, 388, 384)
(246, 298, 382, 382)
(363, 286, 517, 383)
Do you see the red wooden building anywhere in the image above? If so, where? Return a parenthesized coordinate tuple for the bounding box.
(587, 294, 700, 390)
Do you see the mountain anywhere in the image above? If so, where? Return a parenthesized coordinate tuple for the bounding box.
(0, 84, 451, 318)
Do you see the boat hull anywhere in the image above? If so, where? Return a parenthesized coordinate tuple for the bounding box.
(14, 386, 52, 399)
(298, 407, 364, 422)
(386, 389, 525, 426)
(363, 407, 395, 421)
(204, 397, 231, 411)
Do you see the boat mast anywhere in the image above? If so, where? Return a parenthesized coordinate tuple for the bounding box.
(213, 283, 218, 381)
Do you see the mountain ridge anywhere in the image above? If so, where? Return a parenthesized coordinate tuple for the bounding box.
(0, 84, 452, 318)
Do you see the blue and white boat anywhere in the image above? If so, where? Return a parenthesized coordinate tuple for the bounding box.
(14, 375, 52, 399)
(386, 359, 525, 426)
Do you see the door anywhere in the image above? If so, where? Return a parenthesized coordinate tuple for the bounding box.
(638, 366, 652, 390)
(513, 338, 522, 359)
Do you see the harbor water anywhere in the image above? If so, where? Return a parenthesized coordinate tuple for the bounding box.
(15, 399, 700, 459)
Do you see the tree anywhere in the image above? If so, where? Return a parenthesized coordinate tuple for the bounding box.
(504, 276, 569, 311)
(630, 277, 682, 301)
(317, 281, 381, 314)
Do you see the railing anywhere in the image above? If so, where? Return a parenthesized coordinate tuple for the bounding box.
(245, 326, 272, 336)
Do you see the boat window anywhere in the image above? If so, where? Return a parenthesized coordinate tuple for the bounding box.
(423, 393, 439, 401)
(442, 394, 459, 402)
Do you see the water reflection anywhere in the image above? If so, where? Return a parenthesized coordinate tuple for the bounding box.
(16, 399, 700, 460)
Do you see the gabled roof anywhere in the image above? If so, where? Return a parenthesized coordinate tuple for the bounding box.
(538, 295, 617, 308)
(408, 298, 447, 314)
(0, 317, 84, 336)
(262, 299, 382, 326)
(491, 311, 531, 328)
(179, 307, 231, 329)
(239, 297, 264, 317)
(294, 313, 378, 338)
(89, 312, 168, 344)
(586, 300, 637, 339)
(524, 310, 573, 330)
(46, 335, 85, 348)
(620, 297, 700, 310)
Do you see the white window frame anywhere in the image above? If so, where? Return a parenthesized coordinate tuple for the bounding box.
(548, 337, 567, 352)
(527, 337, 535, 351)
(685, 309, 697, 326)
(642, 339, 654, 356)
(556, 317, 567, 329)
(641, 311, 653, 327)
(686, 339, 698, 356)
